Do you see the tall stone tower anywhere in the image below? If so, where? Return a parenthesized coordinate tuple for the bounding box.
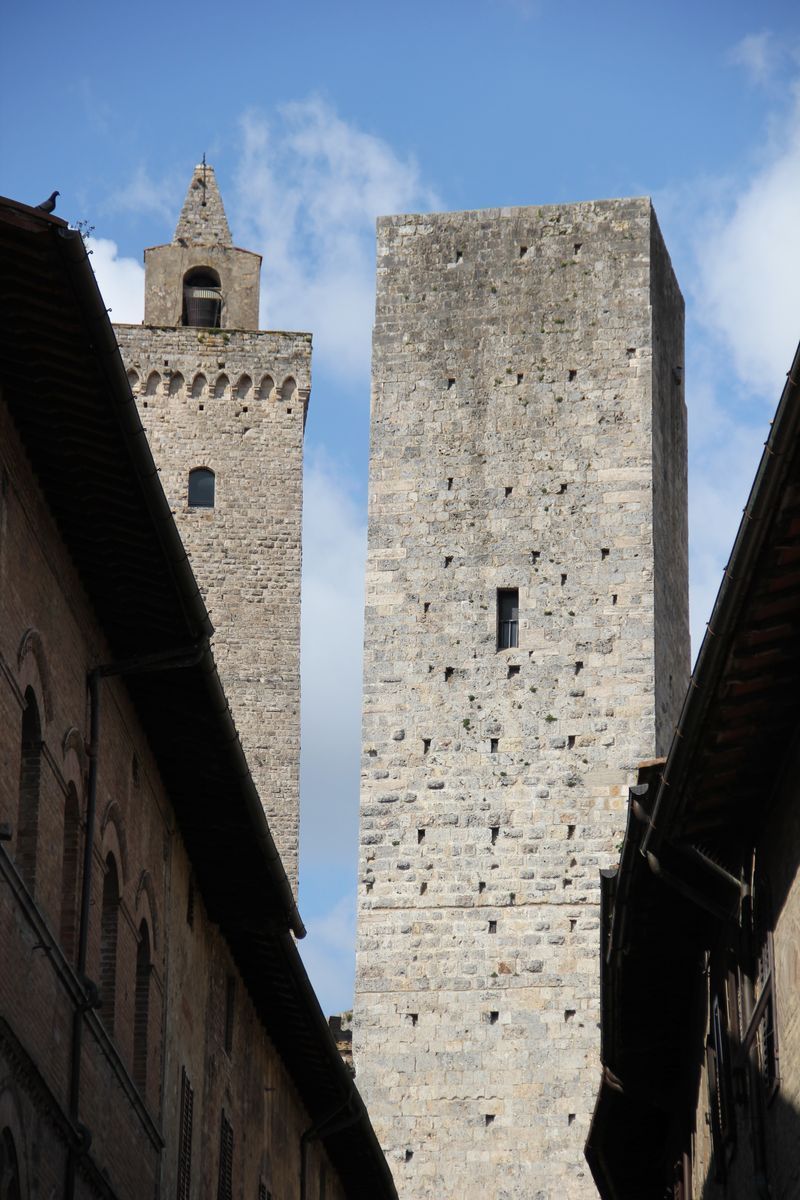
(353, 200, 689, 1197)
(115, 163, 310, 889)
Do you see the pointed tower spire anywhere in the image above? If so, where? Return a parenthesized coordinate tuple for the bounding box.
(173, 159, 232, 247)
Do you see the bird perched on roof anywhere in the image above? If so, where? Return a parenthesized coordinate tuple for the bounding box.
(36, 191, 59, 213)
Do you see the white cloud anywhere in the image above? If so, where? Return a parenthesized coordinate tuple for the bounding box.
(297, 892, 356, 1017)
(728, 32, 776, 87)
(299, 453, 367, 869)
(104, 163, 183, 224)
(694, 88, 800, 399)
(233, 98, 440, 380)
(654, 83, 800, 660)
(686, 368, 766, 655)
(87, 236, 145, 324)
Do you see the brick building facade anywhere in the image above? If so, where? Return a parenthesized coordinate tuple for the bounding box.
(0, 196, 394, 1199)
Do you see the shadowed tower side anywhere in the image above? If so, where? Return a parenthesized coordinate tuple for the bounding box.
(115, 163, 311, 890)
(353, 200, 689, 1196)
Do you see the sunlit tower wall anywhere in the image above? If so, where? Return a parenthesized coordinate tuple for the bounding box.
(353, 199, 689, 1197)
(115, 164, 310, 891)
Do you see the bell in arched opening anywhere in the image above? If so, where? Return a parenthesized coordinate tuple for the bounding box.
(182, 267, 223, 328)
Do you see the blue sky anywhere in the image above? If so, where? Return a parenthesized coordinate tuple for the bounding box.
(4, 0, 800, 1013)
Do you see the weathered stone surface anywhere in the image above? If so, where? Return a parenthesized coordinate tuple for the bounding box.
(115, 167, 310, 890)
(353, 199, 689, 1197)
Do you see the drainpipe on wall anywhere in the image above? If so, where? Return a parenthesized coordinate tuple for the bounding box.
(739, 881, 771, 1200)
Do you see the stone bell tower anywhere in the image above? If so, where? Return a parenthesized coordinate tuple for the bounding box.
(115, 162, 311, 891)
(354, 199, 689, 1197)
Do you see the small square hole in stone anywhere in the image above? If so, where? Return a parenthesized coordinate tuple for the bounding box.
(445, 667, 454, 682)
(601, 548, 609, 559)
(485, 1113, 495, 1125)
(488, 921, 497, 934)
(420, 881, 427, 895)
(519, 246, 528, 258)
(565, 1009, 576, 1022)
(505, 486, 513, 497)
(567, 824, 575, 840)
(508, 665, 520, 679)
(444, 555, 453, 568)
(447, 377, 455, 389)
(286, 407, 292, 413)
(568, 369, 577, 382)
(423, 738, 431, 754)
(417, 828, 425, 844)
(490, 738, 499, 754)
(517, 373, 524, 385)
(567, 735, 575, 749)
(447, 477, 453, 491)
(531, 550, 540, 564)
(575, 661, 583, 675)
(568, 1114, 576, 1126)
(455, 250, 463, 263)
(242, 405, 248, 413)
(561, 573, 567, 586)
(478, 881, 486, 893)
(490, 826, 499, 845)
(423, 601, 430, 614)
(490, 1010, 499, 1024)
(198, 404, 204, 411)
(408, 1012, 418, 1025)
(612, 593, 618, 605)
(405, 1149, 414, 1162)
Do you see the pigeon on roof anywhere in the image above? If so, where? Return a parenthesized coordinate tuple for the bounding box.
(36, 191, 60, 213)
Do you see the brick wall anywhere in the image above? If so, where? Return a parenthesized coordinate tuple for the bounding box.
(0, 393, 346, 1198)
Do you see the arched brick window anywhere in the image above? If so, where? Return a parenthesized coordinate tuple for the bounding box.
(133, 920, 151, 1093)
(100, 854, 120, 1035)
(17, 688, 42, 891)
(59, 783, 81, 963)
(188, 468, 215, 509)
(0, 1127, 22, 1200)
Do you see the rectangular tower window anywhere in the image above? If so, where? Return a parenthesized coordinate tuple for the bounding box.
(497, 589, 519, 650)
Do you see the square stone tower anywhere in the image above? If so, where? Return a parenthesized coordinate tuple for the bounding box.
(115, 164, 310, 890)
(353, 200, 689, 1197)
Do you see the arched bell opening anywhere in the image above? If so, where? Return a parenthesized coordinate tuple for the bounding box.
(182, 267, 223, 328)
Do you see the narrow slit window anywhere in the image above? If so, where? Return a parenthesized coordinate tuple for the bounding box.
(100, 854, 120, 1035)
(218, 1112, 234, 1200)
(17, 687, 42, 891)
(497, 589, 519, 650)
(178, 1070, 194, 1200)
(188, 467, 215, 508)
(133, 921, 151, 1093)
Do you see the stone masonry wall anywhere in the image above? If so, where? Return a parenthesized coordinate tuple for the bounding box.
(114, 323, 310, 890)
(353, 199, 689, 1198)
